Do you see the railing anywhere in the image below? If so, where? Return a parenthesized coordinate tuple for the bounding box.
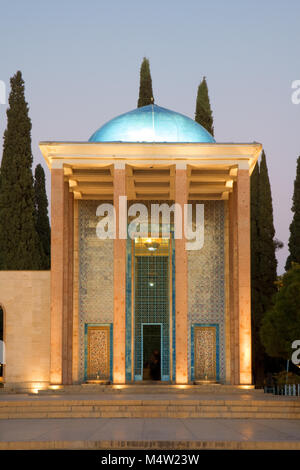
(264, 384, 300, 396)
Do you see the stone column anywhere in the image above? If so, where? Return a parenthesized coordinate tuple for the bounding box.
(62, 187, 74, 385)
(228, 169, 252, 385)
(175, 167, 188, 384)
(50, 169, 64, 384)
(50, 170, 73, 385)
(113, 166, 126, 383)
(228, 188, 239, 385)
(236, 169, 252, 385)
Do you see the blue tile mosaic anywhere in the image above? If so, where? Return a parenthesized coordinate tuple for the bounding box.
(187, 201, 225, 382)
(125, 238, 133, 382)
(78, 200, 114, 382)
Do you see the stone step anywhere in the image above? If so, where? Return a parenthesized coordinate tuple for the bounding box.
(36, 384, 257, 395)
(1, 411, 300, 419)
(0, 399, 299, 419)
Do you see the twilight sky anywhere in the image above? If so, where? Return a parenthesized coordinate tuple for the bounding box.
(0, 0, 299, 273)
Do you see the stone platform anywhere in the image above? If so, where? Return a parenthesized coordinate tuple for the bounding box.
(0, 387, 299, 419)
(0, 387, 299, 449)
(0, 417, 300, 450)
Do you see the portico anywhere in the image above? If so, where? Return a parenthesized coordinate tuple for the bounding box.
(40, 130, 261, 386)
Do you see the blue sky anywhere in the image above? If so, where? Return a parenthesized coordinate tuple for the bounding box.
(1, 0, 299, 272)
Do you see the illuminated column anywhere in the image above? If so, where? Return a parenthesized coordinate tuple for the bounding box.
(113, 165, 126, 383)
(50, 169, 64, 384)
(236, 169, 252, 385)
(62, 187, 74, 385)
(50, 169, 73, 385)
(228, 187, 239, 385)
(175, 165, 188, 384)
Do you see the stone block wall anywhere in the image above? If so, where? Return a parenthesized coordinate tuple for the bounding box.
(0, 271, 50, 390)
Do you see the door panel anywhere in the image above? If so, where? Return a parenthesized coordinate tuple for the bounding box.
(194, 326, 216, 381)
(87, 326, 110, 380)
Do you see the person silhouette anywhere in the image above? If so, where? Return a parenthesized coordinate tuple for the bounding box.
(149, 349, 161, 380)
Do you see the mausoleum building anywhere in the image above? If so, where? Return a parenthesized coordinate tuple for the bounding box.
(0, 104, 261, 390)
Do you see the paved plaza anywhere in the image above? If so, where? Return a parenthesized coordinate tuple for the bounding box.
(0, 416, 300, 449)
(0, 391, 299, 449)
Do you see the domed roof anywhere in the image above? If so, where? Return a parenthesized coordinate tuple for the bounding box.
(89, 104, 215, 143)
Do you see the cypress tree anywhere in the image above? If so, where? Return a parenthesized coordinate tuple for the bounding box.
(250, 162, 264, 384)
(258, 151, 278, 311)
(34, 164, 51, 269)
(0, 71, 41, 269)
(251, 151, 278, 385)
(285, 156, 300, 270)
(251, 152, 279, 386)
(195, 77, 214, 136)
(137, 58, 154, 108)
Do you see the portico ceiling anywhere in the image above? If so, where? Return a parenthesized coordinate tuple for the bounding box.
(64, 163, 238, 201)
(39, 141, 262, 201)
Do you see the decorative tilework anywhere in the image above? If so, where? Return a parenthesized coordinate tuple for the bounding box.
(125, 233, 175, 383)
(171, 233, 176, 382)
(191, 324, 219, 381)
(78, 199, 225, 384)
(125, 202, 174, 383)
(125, 238, 133, 382)
(78, 200, 114, 382)
(86, 326, 109, 379)
(188, 201, 225, 382)
(134, 255, 170, 381)
(84, 323, 113, 381)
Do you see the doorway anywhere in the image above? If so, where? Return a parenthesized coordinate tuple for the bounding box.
(133, 238, 170, 381)
(142, 324, 162, 381)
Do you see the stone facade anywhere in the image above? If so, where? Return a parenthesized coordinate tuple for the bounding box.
(77, 199, 226, 383)
(0, 180, 250, 387)
(0, 271, 50, 390)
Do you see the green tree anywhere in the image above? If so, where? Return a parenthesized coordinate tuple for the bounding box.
(251, 163, 264, 384)
(137, 57, 154, 108)
(251, 151, 279, 386)
(260, 263, 300, 360)
(34, 164, 51, 269)
(0, 71, 41, 269)
(258, 151, 278, 313)
(285, 156, 300, 270)
(195, 76, 214, 136)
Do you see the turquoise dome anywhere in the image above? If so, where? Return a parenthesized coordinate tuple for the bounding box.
(89, 104, 215, 143)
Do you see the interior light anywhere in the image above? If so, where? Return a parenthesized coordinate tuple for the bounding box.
(144, 239, 160, 252)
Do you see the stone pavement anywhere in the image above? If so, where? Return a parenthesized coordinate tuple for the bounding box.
(0, 417, 300, 449)
(0, 390, 299, 449)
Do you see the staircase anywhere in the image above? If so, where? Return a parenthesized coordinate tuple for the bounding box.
(1, 395, 299, 419)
